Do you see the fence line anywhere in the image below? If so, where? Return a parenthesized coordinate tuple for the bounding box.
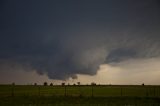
(2, 85, 159, 98)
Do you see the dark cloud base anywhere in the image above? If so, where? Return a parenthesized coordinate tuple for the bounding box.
(0, 0, 160, 80)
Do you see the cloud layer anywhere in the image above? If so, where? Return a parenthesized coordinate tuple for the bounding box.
(0, 0, 160, 81)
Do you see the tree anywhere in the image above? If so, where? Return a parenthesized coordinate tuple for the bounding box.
(61, 83, 65, 86)
(50, 83, 53, 86)
(77, 82, 80, 85)
(12, 82, 15, 86)
(34, 83, 37, 86)
(91, 82, 96, 86)
(44, 82, 48, 86)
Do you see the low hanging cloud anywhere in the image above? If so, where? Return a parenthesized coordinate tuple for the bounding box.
(0, 0, 160, 81)
(75, 57, 160, 85)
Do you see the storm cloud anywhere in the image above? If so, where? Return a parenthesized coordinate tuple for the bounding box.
(0, 0, 160, 80)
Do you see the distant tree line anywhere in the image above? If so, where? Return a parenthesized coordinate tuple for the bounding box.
(10, 82, 146, 86)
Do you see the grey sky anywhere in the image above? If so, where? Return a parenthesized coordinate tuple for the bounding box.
(0, 0, 160, 84)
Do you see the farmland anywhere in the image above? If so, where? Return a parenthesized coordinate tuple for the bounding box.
(0, 85, 160, 106)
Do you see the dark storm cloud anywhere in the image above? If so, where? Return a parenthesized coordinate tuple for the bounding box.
(105, 48, 137, 63)
(0, 0, 160, 80)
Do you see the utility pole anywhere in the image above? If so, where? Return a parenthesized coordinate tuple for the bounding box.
(91, 85, 93, 97)
(64, 86, 66, 97)
(153, 87, 156, 97)
(38, 86, 40, 97)
(11, 85, 14, 97)
(121, 87, 123, 97)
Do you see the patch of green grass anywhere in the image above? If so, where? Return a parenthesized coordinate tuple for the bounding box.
(0, 96, 160, 106)
(1, 85, 160, 97)
(0, 85, 160, 105)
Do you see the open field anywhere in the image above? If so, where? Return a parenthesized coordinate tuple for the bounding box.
(0, 85, 160, 106)
(1, 85, 160, 97)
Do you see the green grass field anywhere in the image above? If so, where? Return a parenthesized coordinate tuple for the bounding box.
(0, 85, 160, 106)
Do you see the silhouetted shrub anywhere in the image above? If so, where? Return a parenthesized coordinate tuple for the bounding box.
(91, 82, 96, 86)
(34, 83, 37, 86)
(61, 83, 65, 86)
(77, 82, 80, 85)
(12, 82, 15, 86)
(50, 83, 53, 86)
(44, 82, 48, 86)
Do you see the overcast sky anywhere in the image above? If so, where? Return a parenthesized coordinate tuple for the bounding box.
(0, 0, 160, 85)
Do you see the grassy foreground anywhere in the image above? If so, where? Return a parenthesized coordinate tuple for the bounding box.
(0, 85, 160, 106)
(1, 96, 160, 106)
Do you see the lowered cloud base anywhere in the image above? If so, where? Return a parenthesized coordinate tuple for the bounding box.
(0, 0, 160, 84)
(1, 57, 160, 85)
